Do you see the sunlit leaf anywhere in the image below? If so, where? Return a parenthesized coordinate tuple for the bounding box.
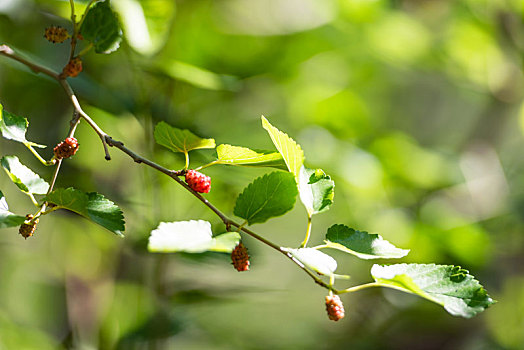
(282, 247, 337, 275)
(1, 156, 49, 194)
(209, 232, 241, 252)
(324, 224, 409, 259)
(80, 0, 123, 54)
(261, 116, 304, 182)
(0, 104, 45, 147)
(45, 187, 125, 236)
(215, 144, 287, 170)
(148, 220, 240, 253)
(114, 0, 176, 55)
(156, 60, 240, 91)
(234, 171, 298, 225)
(371, 263, 495, 318)
(154, 121, 215, 153)
(0, 190, 26, 228)
(298, 166, 334, 216)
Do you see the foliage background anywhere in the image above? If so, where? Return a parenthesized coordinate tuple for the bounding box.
(1, 0, 523, 349)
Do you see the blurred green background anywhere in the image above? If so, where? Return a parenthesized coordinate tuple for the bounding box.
(1, 0, 524, 349)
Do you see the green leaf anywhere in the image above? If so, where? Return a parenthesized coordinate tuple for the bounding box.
(282, 247, 337, 275)
(0, 104, 45, 147)
(154, 121, 216, 153)
(80, 0, 123, 54)
(1, 156, 49, 194)
(371, 264, 495, 318)
(148, 220, 240, 253)
(299, 166, 334, 216)
(0, 190, 26, 228)
(261, 116, 304, 182)
(155, 60, 240, 91)
(234, 171, 298, 225)
(45, 188, 125, 236)
(324, 224, 409, 259)
(113, 0, 176, 56)
(215, 144, 287, 170)
(209, 232, 242, 253)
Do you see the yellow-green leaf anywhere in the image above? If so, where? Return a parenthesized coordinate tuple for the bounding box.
(154, 121, 215, 153)
(215, 144, 287, 170)
(261, 116, 304, 183)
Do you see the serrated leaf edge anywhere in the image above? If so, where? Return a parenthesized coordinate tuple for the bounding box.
(234, 171, 298, 225)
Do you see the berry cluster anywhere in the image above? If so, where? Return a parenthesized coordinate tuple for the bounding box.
(44, 26, 69, 44)
(61, 57, 83, 78)
(231, 242, 250, 272)
(184, 170, 211, 193)
(53, 137, 79, 159)
(325, 295, 345, 321)
(19, 214, 39, 239)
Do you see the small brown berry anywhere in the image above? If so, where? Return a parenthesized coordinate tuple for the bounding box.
(61, 57, 82, 78)
(44, 26, 69, 43)
(19, 214, 39, 239)
(231, 242, 250, 272)
(53, 137, 79, 159)
(325, 294, 345, 321)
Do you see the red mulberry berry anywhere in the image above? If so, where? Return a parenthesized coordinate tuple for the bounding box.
(231, 242, 250, 272)
(325, 295, 345, 321)
(44, 26, 69, 43)
(19, 214, 39, 239)
(53, 137, 79, 159)
(61, 57, 82, 78)
(185, 170, 211, 193)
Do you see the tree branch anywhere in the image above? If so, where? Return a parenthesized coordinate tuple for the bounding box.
(0, 43, 337, 293)
(0, 44, 60, 79)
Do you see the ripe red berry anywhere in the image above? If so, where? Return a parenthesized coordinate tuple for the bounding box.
(185, 169, 211, 193)
(61, 57, 82, 78)
(19, 214, 39, 239)
(325, 295, 345, 321)
(44, 26, 69, 43)
(54, 137, 79, 159)
(231, 242, 250, 272)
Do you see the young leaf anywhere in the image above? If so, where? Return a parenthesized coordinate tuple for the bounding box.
(261, 116, 304, 182)
(154, 121, 216, 153)
(209, 232, 242, 253)
(0, 104, 45, 147)
(234, 171, 298, 225)
(215, 144, 287, 170)
(324, 224, 409, 259)
(0, 190, 26, 228)
(282, 247, 337, 275)
(148, 220, 240, 253)
(299, 166, 334, 216)
(1, 156, 49, 194)
(80, 0, 123, 54)
(371, 264, 495, 318)
(45, 188, 125, 236)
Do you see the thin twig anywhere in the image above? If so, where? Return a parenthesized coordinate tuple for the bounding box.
(0, 45, 111, 159)
(59, 80, 111, 159)
(300, 215, 313, 248)
(106, 134, 333, 289)
(47, 159, 63, 195)
(0, 45, 59, 79)
(68, 0, 77, 61)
